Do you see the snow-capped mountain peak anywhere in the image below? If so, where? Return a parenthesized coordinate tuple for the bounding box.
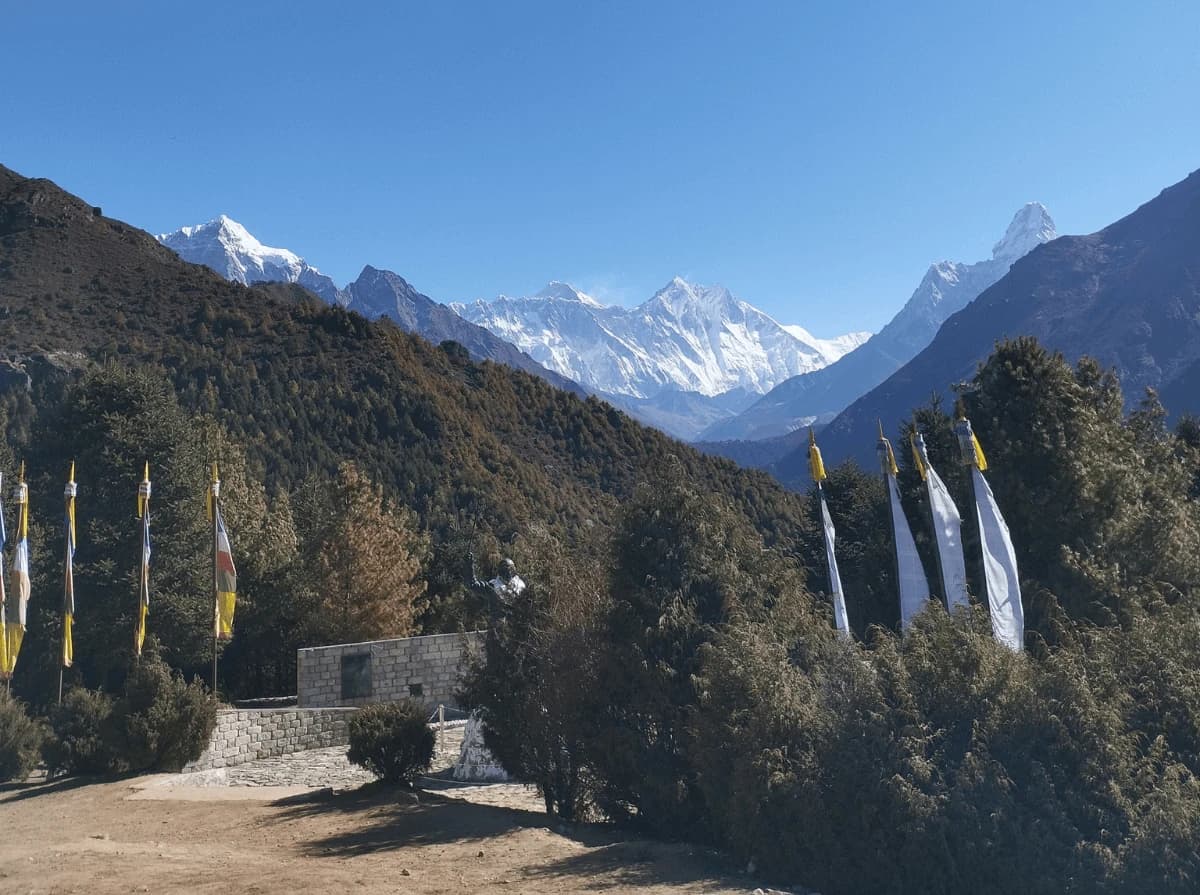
(645, 277, 737, 319)
(455, 276, 870, 400)
(160, 215, 302, 278)
(992, 202, 1057, 262)
(534, 281, 604, 307)
(699, 202, 1057, 443)
(158, 215, 345, 304)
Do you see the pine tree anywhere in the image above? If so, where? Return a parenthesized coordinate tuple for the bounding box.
(303, 462, 428, 645)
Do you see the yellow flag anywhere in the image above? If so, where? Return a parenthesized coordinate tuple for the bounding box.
(971, 432, 989, 471)
(954, 416, 989, 471)
(6, 463, 30, 676)
(909, 432, 927, 481)
(808, 429, 827, 484)
(135, 464, 152, 657)
(63, 462, 77, 668)
(208, 463, 237, 640)
(0, 471, 8, 678)
(877, 422, 898, 477)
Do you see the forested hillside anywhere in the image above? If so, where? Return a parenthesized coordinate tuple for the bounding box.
(0, 164, 813, 701)
(0, 164, 809, 544)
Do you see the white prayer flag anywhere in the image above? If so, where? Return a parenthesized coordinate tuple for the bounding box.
(819, 492, 851, 638)
(887, 473, 931, 629)
(912, 433, 970, 611)
(971, 467, 1024, 651)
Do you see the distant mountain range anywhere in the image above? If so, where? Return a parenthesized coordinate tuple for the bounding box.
(158, 218, 868, 440)
(773, 166, 1200, 479)
(701, 203, 1057, 443)
(158, 218, 582, 395)
(0, 161, 811, 562)
(29, 159, 1200, 494)
(453, 278, 867, 439)
(453, 278, 867, 400)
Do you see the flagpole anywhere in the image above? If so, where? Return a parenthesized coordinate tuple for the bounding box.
(878, 424, 905, 628)
(211, 463, 219, 698)
(8, 462, 29, 690)
(135, 463, 152, 664)
(911, 433, 950, 610)
(809, 429, 850, 637)
(60, 462, 74, 703)
(0, 470, 9, 695)
(60, 482, 66, 705)
(954, 415, 983, 599)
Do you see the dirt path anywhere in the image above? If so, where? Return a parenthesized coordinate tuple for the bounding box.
(0, 775, 765, 894)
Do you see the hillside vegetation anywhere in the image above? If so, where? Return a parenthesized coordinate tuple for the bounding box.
(0, 164, 812, 700)
(468, 338, 1200, 894)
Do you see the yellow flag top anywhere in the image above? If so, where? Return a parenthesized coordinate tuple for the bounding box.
(206, 461, 220, 522)
(910, 432, 928, 481)
(808, 429, 827, 484)
(876, 421, 899, 477)
(954, 416, 989, 471)
(14, 461, 28, 540)
(65, 461, 77, 545)
(138, 461, 151, 518)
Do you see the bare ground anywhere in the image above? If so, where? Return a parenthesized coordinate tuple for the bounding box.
(0, 773, 764, 894)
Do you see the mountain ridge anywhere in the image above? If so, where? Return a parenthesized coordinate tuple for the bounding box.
(700, 203, 1056, 443)
(775, 168, 1200, 477)
(158, 217, 583, 395)
(0, 162, 812, 551)
(454, 276, 869, 402)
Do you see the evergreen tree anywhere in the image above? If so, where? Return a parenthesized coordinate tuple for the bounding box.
(592, 459, 814, 837)
(297, 462, 428, 645)
(12, 366, 270, 704)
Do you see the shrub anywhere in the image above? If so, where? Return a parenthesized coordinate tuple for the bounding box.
(113, 658, 217, 772)
(0, 691, 44, 782)
(43, 688, 122, 777)
(347, 701, 434, 786)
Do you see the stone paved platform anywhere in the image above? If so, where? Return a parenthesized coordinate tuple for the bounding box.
(177, 721, 467, 789)
(156, 720, 544, 812)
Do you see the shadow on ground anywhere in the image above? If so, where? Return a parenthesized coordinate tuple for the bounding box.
(269, 782, 743, 890)
(272, 784, 577, 854)
(519, 839, 740, 891)
(0, 773, 128, 803)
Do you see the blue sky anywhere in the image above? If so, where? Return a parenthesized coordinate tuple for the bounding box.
(2, 1, 1197, 334)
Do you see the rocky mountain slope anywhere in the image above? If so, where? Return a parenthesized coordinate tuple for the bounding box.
(0, 163, 809, 546)
(701, 204, 1056, 442)
(777, 168, 1200, 474)
(158, 217, 581, 394)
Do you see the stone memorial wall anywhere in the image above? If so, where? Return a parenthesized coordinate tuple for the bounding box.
(296, 631, 483, 710)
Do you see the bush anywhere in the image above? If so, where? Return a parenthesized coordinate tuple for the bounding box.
(43, 688, 121, 777)
(347, 701, 434, 786)
(0, 691, 44, 782)
(113, 658, 217, 772)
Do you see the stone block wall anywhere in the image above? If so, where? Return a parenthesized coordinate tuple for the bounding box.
(183, 707, 357, 771)
(296, 631, 483, 710)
